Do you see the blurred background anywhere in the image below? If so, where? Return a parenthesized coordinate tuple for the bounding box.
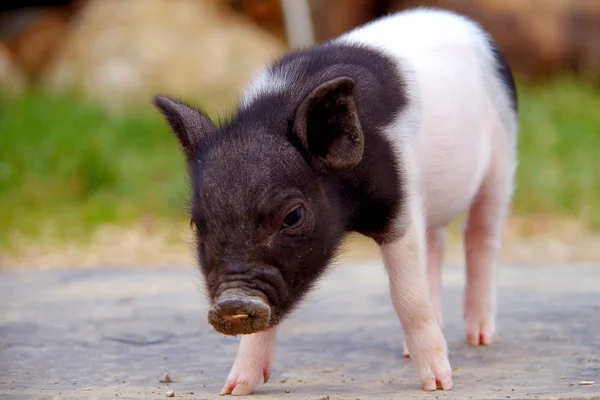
(0, 0, 599, 269)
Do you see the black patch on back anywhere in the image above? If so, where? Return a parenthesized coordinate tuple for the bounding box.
(234, 42, 408, 243)
(488, 38, 518, 113)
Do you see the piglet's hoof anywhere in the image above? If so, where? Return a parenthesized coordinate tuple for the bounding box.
(208, 289, 271, 336)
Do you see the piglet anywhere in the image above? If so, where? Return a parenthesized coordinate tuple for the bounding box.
(153, 7, 518, 396)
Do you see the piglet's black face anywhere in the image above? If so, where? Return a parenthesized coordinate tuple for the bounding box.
(190, 131, 344, 328)
(153, 77, 364, 335)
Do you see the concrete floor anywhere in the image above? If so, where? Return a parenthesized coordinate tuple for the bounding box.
(1, 263, 599, 399)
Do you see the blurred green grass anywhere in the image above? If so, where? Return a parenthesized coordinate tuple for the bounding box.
(0, 89, 189, 249)
(514, 76, 600, 227)
(1, 76, 599, 250)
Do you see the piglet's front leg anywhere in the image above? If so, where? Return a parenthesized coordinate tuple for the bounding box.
(220, 327, 277, 396)
(381, 215, 453, 391)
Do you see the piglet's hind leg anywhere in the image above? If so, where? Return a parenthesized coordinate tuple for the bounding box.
(220, 327, 277, 396)
(464, 147, 515, 346)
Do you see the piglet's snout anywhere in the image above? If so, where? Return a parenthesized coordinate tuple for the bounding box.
(208, 288, 271, 336)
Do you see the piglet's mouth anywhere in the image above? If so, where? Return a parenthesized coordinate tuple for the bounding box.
(208, 288, 271, 335)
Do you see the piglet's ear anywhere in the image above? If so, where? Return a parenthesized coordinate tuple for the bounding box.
(293, 77, 364, 172)
(153, 95, 217, 163)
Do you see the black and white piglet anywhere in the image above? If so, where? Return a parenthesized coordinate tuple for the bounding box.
(153, 7, 518, 396)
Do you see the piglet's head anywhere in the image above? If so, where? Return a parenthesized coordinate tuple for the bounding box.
(153, 77, 363, 336)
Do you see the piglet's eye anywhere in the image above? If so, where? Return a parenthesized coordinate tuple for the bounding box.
(281, 205, 305, 230)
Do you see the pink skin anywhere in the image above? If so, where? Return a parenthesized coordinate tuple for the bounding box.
(401, 136, 515, 357)
(219, 327, 277, 396)
(381, 191, 453, 391)
(403, 229, 446, 358)
(383, 88, 516, 382)
(463, 142, 515, 346)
